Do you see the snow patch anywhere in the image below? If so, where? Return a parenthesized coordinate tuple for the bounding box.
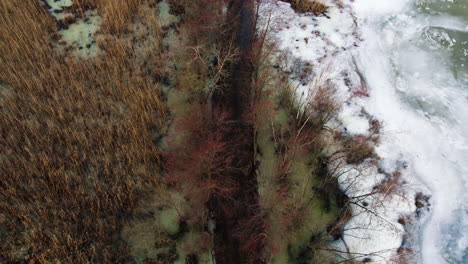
(58, 10, 101, 58)
(43, 0, 74, 20)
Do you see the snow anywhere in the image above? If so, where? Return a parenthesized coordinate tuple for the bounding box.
(259, 0, 437, 262)
(353, 0, 468, 263)
(58, 10, 101, 58)
(41, 0, 101, 58)
(43, 0, 74, 20)
(338, 106, 370, 135)
(45, 0, 72, 12)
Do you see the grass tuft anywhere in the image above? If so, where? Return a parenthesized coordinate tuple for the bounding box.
(288, 0, 328, 15)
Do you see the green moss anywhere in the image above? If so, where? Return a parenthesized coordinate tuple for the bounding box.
(158, 208, 180, 235)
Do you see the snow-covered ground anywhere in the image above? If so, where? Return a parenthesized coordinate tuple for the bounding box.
(261, 0, 468, 263)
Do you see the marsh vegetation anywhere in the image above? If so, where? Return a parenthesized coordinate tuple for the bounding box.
(0, 0, 386, 263)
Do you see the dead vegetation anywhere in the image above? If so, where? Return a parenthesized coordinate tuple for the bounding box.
(0, 0, 393, 263)
(161, 1, 264, 262)
(286, 0, 328, 15)
(96, 0, 142, 34)
(0, 1, 168, 262)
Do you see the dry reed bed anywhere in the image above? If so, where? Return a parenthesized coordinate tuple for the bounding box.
(0, 1, 167, 262)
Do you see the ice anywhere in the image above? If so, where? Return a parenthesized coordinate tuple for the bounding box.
(353, 0, 468, 263)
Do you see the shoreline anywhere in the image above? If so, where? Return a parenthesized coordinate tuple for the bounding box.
(259, 0, 430, 262)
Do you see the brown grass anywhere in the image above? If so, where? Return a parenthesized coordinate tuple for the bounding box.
(0, 1, 167, 263)
(288, 0, 328, 15)
(96, 0, 142, 34)
(59, 0, 142, 33)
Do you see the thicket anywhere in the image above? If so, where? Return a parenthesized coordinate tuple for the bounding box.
(251, 58, 344, 263)
(247, 4, 389, 261)
(161, 1, 263, 262)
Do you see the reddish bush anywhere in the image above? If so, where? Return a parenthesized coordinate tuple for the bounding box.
(236, 203, 268, 261)
(182, 0, 228, 42)
(164, 106, 238, 228)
